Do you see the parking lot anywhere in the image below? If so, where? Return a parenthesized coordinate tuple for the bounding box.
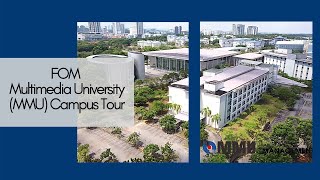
(77, 121, 189, 162)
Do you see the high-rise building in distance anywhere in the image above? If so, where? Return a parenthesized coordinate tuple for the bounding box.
(232, 24, 245, 35)
(113, 22, 122, 34)
(174, 26, 182, 35)
(120, 24, 125, 34)
(247, 26, 259, 35)
(137, 22, 144, 37)
(88, 22, 102, 33)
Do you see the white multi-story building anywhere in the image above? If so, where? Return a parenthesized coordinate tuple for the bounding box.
(88, 22, 102, 33)
(137, 40, 166, 48)
(167, 35, 189, 47)
(219, 38, 264, 49)
(77, 32, 103, 41)
(262, 49, 312, 80)
(275, 40, 305, 51)
(137, 22, 144, 37)
(168, 65, 275, 127)
(200, 38, 210, 45)
(247, 26, 258, 35)
(219, 38, 233, 47)
(245, 40, 265, 49)
(232, 24, 245, 35)
(210, 36, 219, 41)
(233, 53, 264, 65)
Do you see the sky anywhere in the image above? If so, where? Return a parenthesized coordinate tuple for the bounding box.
(200, 21, 312, 34)
(77, 22, 189, 31)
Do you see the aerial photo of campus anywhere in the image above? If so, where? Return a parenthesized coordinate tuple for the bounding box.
(199, 22, 312, 163)
(76, 22, 189, 163)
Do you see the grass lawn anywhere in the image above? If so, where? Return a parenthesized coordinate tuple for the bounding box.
(219, 93, 286, 141)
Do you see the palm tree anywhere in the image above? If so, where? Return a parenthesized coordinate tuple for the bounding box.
(201, 107, 212, 125)
(210, 113, 221, 127)
(201, 107, 212, 118)
(167, 103, 181, 115)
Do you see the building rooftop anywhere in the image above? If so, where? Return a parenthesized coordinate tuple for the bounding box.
(219, 69, 268, 92)
(276, 40, 305, 45)
(142, 48, 189, 60)
(204, 65, 254, 83)
(239, 59, 263, 66)
(261, 50, 287, 58)
(201, 65, 269, 93)
(142, 48, 240, 61)
(233, 53, 264, 60)
(275, 75, 308, 88)
(200, 48, 240, 61)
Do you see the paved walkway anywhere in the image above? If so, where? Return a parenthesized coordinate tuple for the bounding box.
(77, 128, 143, 162)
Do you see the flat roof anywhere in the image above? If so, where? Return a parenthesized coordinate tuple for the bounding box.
(276, 40, 305, 45)
(275, 75, 308, 88)
(220, 69, 268, 92)
(142, 48, 240, 61)
(200, 48, 240, 61)
(261, 50, 287, 58)
(233, 53, 264, 60)
(240, 59, 263, 65)
(142, 48, 189, 60)
(171, 78, 189, 87)
(204, 65, 254, 83)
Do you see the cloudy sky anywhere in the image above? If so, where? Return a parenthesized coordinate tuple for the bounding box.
(200, 21, 312, 34)
(77, 22, 189, 31)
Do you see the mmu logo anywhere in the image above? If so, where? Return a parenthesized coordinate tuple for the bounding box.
(203, 141, 256, 155)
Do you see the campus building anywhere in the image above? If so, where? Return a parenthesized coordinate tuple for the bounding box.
(168, 64, 276, 128)
(262, 49, 312, 80)
(233, 53, 264, 65)
(275, 40, 305, 51)
(142, 48, 241, 72)
(86, 52, 145, 80)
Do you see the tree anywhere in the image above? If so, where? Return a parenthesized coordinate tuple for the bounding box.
(203, 153, 228, 163)
(127, 132, 141, 148)
(100, 149, 118, 162)
(181, 121, 189, 138)
(77, 144, 92, 163)
(181, 121, 189, 130)
(134, 95, 148, 106)
(201, 107, 212, 118)
(150, 100, 168, 116)
(140, 109, 156, 122)
(200, 128, 209, 144)
(296, 119, 312, 148)
(210, 113, 221, 126)
(143, 144, 162, 162)
(159, 115, 177, 133)
(125, 158, 144, 163)
(271, 120, 299, 158)
(111, 127, 122, 135)
(167, 103, 182, 115)
(161, 143, 178, 162)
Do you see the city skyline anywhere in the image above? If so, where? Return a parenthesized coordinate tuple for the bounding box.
(200, 22, 312, 34)
(77, 22, 189, 31)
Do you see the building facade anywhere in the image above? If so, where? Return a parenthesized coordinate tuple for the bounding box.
(262, 49, 312, 80)
(232, 24, 245, 35)
(275, 40, 305, 51)
(88, 22, 102, 33)
(247, 26, 258, 35)
(137, 22, 144, 37)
